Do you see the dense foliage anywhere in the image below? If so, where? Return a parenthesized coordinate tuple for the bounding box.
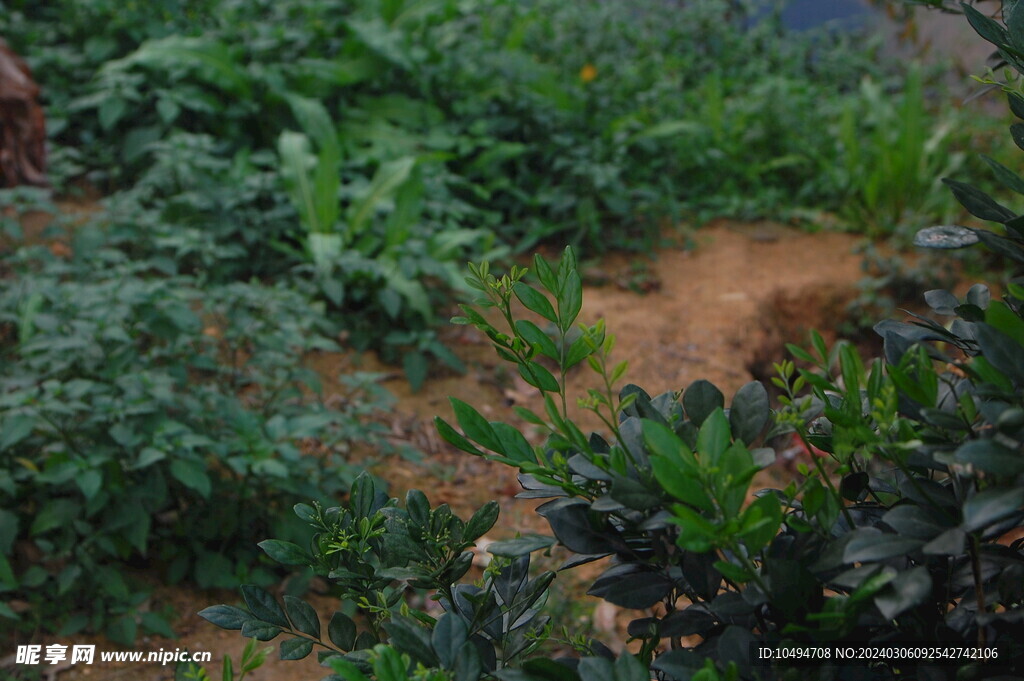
(0, 0, 975, 374)
(203, 235, 1024, 679)
(0, 203, 399, 643)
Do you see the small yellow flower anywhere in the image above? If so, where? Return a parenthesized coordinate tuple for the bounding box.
(579, 63, 597, 83)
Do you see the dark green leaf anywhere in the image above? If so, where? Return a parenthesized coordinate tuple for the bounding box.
(974, 323, 1024, 382)
(328, 611, 357, 650)
(587, 563, 675, 609)
(279, 637, 314, 660)
(198, 605, 252, 631)
(240, 620, 282, 641)
(169, 458, 212, 498)
(434, 417, 488, 457)
(682, 379, 724, 426)
(449, 398, 502, 452)
(955, 439, 1024, 477)
(983, 154, 1024, 195)
(729, 381, 769, 444)
(882, 505, 951, 540)
(284, 596, 320, 639)
(241, 585, 290, 629)
(962, 488, 1024, 532)
(942, 179, 1016, 223)
(492, 422, 536, 464)
(432, 613, 469, 668)
(537, 499, 616, 555)
(258, 540, 310, 566)
(454, 641, 483, 681)
(874, 566, 931, 620)
(464, 501, 500, 543)
(577, 658, 614, 681)
(403, 351, 429, 393)
(518, 361, 560, 392)
(486, 535, 556, 557)
(843, 531, 923, 563)
(975, 229, 1024, 264)
(613, 652, 648, 681)
(1012, 122, 1024, 153)
(382, 617, 437, 666)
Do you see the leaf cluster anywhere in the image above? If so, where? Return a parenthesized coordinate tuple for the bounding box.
(0, 235, 394, 643)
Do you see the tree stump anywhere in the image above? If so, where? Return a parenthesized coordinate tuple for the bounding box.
(0, 39, 47, 188)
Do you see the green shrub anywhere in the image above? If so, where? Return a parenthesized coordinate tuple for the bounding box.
(201, 238, 1023, 678)
(0, 230, 395, 643)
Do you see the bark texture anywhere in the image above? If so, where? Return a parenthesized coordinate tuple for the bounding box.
(0, 39, 48, 188)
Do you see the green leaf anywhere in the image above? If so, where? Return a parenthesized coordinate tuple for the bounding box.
(613, 652, 649, 681)
(645, 420, 713, 511)
(432, 613, 469, 669)
(258, 540, 310, 566)
(0, 415, 34, 451)
(874, 566, 931, 620)
(381, 617, 437, 667)
(513, 282, 558, 323)
(955, 439, 1024, 477)
(279, 637, 314, 660)
(739, 494, 782, 552)
(241, 585, 290, 629)
(669, 504, 717, 553)
(943, 179, 1017, 223)
(557, 269, 583, 332)
(198, 605, 253, 631)
(240, 620, 282, 641)
(106, 614, 137, 646)
(986, 301, 1024, 347)
(486, 534, 556, 557)
(518, 361, 560, 392)
(696, 408, 730, 465)
(453, 642, 484, 681)
(140, 611, 177, 639)
(434, 417, 488, 457)
(975, 229, 1024, 264)
(962, 488, 1024, 533)
(328, 611, 357, 650)
(729, 381, 770, 444)
(974, 323, 1024, 383)
(843, 531, 923, 563)
(587, 564, 675, 608)
(326, 657, 371, 681)
(169, 458, 211, 499)
(30, 499, 78, 535)
(683, 379, 724, 426)
(982, 154, 1024, 195)
(492, 422, 536, 464)
(962, 3, 1009, 51)
(76, 469, 102, 501)
(284, 596, 320, 639)
(279, 131, 331, 237)
(448, 398, 502, 452)
(515, 319, 559, 360)
(403, 351, 429, 393)
(464, 501, 500, 542)
(347, 157, 417, 238)
(713, 560, 753, 584)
